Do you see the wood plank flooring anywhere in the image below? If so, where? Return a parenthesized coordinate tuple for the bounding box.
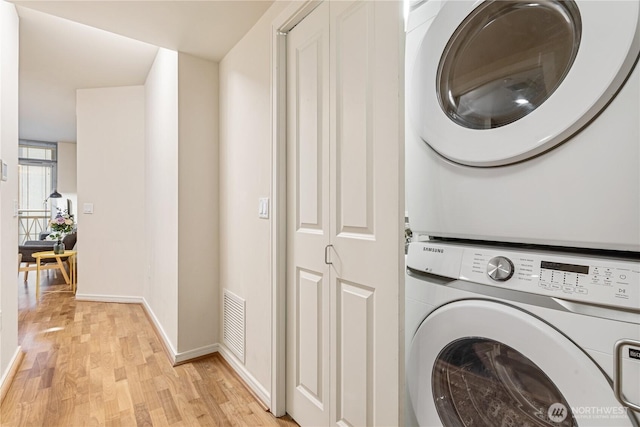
(1, 272, 298, 427)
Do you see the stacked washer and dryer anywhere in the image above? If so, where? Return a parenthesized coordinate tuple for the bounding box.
(404, 1, 640, 426)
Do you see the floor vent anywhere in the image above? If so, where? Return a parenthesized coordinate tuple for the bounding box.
(223, 289, 245, 363)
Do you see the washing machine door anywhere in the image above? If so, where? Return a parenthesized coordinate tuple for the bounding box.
(411, 0, 640, 166)
(407, 300, 635, 426)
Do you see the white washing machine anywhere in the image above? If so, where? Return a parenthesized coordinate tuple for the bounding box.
(405, 242, 640, 427)
(405, 240, 640, 427)
(405, 0, 640, 252)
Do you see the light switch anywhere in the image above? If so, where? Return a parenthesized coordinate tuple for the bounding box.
(0, 160, 7, 181)
(259, 198, 269, 219)
(83, 203, 94, 214)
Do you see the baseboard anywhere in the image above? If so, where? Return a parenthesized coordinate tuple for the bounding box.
(175, 343, 220, 365)
(140, 301, 218, 366)
(140, 298, 179, 365)
(0, 347, 24, 406)
(75, 294, 144, 304)
(218, 344, 271, 408)
(138, 303, 266, 408)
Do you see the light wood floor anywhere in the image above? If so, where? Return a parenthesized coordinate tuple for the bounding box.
(1, 272, 298, 427)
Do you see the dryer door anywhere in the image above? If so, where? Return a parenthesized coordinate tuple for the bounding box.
(407, 300, 635, 426)
(411, 0, 640, 166)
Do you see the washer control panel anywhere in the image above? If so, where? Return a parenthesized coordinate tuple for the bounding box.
(407, 241, 640, 311)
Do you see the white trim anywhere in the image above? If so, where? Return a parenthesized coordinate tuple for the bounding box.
(0, 347, 19, 386)
(0, 346, 23, 405)
(218, 343, 271, 408)
(270, 0, 322, 417)
(141, 298, 178, 365)
(175, 343, 219, 364)
(270, 12, 288, 420)
(74, 294, 144, 304)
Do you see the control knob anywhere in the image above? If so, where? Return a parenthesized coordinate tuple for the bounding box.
(487, 256, 514, 282)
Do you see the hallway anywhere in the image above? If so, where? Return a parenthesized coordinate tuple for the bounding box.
(0, 273, 296, 426)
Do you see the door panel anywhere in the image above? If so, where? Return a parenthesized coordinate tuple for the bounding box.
(286, 2, 331, 426)
(336, 280, 374, 427)
(297, 35, 324, 231)
(330, 2, 401, 426)
(296, 268, 325, 406)
(333, 2, 374, 235)
(287, 1, 402, 425)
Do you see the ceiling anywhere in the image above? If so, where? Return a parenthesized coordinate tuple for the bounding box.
(11, 0, 274, 143)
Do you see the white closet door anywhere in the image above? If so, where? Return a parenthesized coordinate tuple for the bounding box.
(286, 3, 331, 426)
(329, 2, 402, 426)
(286, 1, 402, 425)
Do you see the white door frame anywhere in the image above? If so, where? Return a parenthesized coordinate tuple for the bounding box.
(270, 0, 322, 417)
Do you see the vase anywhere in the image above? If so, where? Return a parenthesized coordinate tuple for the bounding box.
(53, 240, 65, 254)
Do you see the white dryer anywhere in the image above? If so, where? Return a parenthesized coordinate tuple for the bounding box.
(405, 0, 640, 252)
(405, 241, 640, 426)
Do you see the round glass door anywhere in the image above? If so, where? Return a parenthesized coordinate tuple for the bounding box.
(438, 1, 581, 130)
(410, 0, 640, 166)
(433, 338, 577, 426)
(407, 300, 634, 426)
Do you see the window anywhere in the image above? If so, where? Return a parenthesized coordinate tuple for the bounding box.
(18, 140, 58, 244)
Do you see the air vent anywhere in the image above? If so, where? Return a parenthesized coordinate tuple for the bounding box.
(223, 289, 245, 363)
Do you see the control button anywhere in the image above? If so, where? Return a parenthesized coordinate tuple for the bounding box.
(562, 286, 574, 293)
(550, 284, 561, 290)
(576, 288, 588, 295)
(487, 256, 514, 282)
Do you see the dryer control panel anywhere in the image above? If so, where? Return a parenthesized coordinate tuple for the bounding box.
(407, 241, 640, 311)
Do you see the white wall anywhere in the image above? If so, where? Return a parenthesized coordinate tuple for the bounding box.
(71, 48, 219, 362)
(144, 48, 179, 352)
(219, 0, 289, 396)
(0, 1, 20, 381)
(76, 86, 146, 298)
(177, 53, 219, 353)
(57, 141, 77, 218)
(144, 48, 220, 358)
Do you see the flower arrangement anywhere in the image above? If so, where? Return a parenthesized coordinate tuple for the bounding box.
(49, 208, 75, 242)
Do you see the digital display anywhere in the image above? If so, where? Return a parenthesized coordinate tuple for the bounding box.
(541, 261, 589, 274)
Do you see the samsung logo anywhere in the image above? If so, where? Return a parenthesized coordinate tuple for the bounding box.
(423, 247, 444, 253)
(630, 348, 640, 361)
